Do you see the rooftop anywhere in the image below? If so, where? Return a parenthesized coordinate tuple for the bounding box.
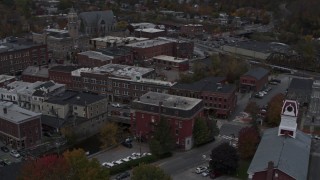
(0, 101, 41, 123)
(130, 22, 156, 29)
(243, 67, 269, 80)
(49, 65, 81, 72)
(96, 46, 132, 56)
(125, 39, 171, 48)
(184, 24, 203, 27)
(0, 75, 15, 84)
(78, 51, 114, 61)
(172, 76, 235, 93)
(91, 36, 148, 43)
(71, 64, 154, 78)
(248, 128, 311, 180)
(46, 91, 105, 106)
(22, 66, 49, 78)
(288, 78, 313, 91)
(0, 37, 42, 53)
(134, 92, 202, 111)
(135, 28, 165, 33)
(153, 55, 188, 63)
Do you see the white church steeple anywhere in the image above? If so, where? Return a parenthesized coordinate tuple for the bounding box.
(278, 100, 299, 138)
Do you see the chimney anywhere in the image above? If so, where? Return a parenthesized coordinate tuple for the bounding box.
(266, 161, 274, 180)
(3, 107, 7, 114)
(173, 103, 177, 107)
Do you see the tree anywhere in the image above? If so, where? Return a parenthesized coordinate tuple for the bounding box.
(266, 93, 285, 127)
(207, 119, 219, 140)
(63, 149, 109, 180)
(132, 164, 171, 180)
(100, 122, 119, 149)
(193, 118, 210, 146)
(19, 154, 70, 180)
(210, 143, 239, 175)
(58, 0, 73, 10)
(149, 118, 175, 157)
(238, 126, 260, 160)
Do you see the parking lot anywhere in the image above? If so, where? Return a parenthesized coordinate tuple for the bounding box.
(0, 141, 22, 166)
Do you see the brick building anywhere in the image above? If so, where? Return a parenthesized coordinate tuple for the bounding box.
(240, 67, 269, 92)
(89, 36, 148, 49)
(49, 65, 81, 88)
(70, 64, 174, 103)
(134, 28, 166, 39)
(21, 66, 49, 83)
(170, 77, 237, 118)
(96, 47, 134, 65)
(157, 37, 194, 58)
(126, 39, 174, 62)
(0, 101, 42, 149)
(0, 37, 48, 75)
(131, 92, 204, 150)
(180, 24, 204, 37)
(77, 51, 114, 67)
(153, 55, 189, 71)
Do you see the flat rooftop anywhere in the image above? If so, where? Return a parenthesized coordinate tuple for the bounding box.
(153, 55, 188, 63)
(0, 75, 15, 83)
(135, 28, 165, 33)
(0, 101, 41, 123)
(130, 22, 156, 29)
(125, 39, 171, 48)
(91, 36, 148, 42)
(184, 24, 203, 27)
(71, 64, 154, 78)
(0, 38, 42, 53)
(22, 66, 49, 78)
(225, 41, 291, 54)
(78, 51, 114, 61)
(135, 92, 202, 111)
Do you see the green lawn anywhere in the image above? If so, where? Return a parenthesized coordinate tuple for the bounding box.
(233, 160, 251, 180)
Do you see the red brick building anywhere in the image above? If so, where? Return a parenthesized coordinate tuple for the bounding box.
(153, 55, 189, 71)
(49, 65, 80, 88)
(77, 51, 114, 67)
(180, 24, 204, 37)
(170, 77, 237, 118)
(21, 66, 49, 83)
(158, 37, 194, 59)
(240, 67, 269, 92)
(0, 101, 42, 149)
(131, 92, 204, 150)
(134, 28, 166, 39)
(126, 39, 174, 62)
(0, 38, 48, 75)
(95, 47, 134, 65)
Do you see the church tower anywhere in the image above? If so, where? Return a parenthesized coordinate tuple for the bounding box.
(278, 100, 299, 138)
(67, 7, 79, 39)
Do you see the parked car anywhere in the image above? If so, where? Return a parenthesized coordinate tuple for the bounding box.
(254, 93, 263, 99)
(102, 162, 114, 168)
(10, 150, 20, 158)
(202, 170, 211, 177)
(132, 152, 141, 158)
(111, 103, 121, 108)
(271, 78, 281, 83)
(269, 81, 278, 85)
(265, 87, 272, 92)
(1, 146, 9, 153)
(3, 159, 11, 165)
(122, 157, 131, 162)
(114, 160, 123, 165)
(115, 171, 130, 180)
(314, 135, 320, 140)
(121, 141, 132, 148)
(164, 66, 171, 70)
(196, 166, 208, 174)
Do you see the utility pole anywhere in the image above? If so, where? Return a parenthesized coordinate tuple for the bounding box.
(139, 131, 142, 157)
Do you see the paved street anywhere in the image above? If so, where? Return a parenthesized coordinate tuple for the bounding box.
(309, 138, 320, 180)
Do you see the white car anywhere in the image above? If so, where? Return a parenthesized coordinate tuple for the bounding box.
(132, 152, 141, 158)
(122, 157, 131, 162)
(111, 103, 121, 108)
(314, 135, 320, 140)
(202, 170, 210, 177)
(129, 156, 137, 160)
(10, 150, 20, 158)
(114, 160, 123, 165)
(101, 162, 114, 168)
(195, 166, 207, 174)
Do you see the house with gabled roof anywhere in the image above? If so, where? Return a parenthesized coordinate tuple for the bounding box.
(247, 100, 311, 180)
(240, 67, 269, 92)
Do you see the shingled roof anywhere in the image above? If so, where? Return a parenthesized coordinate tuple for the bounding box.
(243, 67, 269, 80)
(172, 76, 236, 93)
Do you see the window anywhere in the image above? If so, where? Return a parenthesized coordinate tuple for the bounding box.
(141, 114, 144, 119)
(123, 91, 129, 95)
(115, 89, 120, 95)
(224, 105, 227, 109)
(179, 121, 182, 128)
(175, 129, 179, 135)
(224, 99, 227, 102)
(210, 97, 213, 100)
(83, 78, 89, 83)
(91, 79, 96, 84)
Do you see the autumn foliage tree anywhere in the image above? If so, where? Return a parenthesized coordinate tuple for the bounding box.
(132, 163, 171, 180)
(100, 122, 120, 149)
(210, 143, 239, 175)
(238, 126, 260, 160)
(266, 93, 285, 127)
(19, 149, 109, 180)
(19, 154, 70, 180)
